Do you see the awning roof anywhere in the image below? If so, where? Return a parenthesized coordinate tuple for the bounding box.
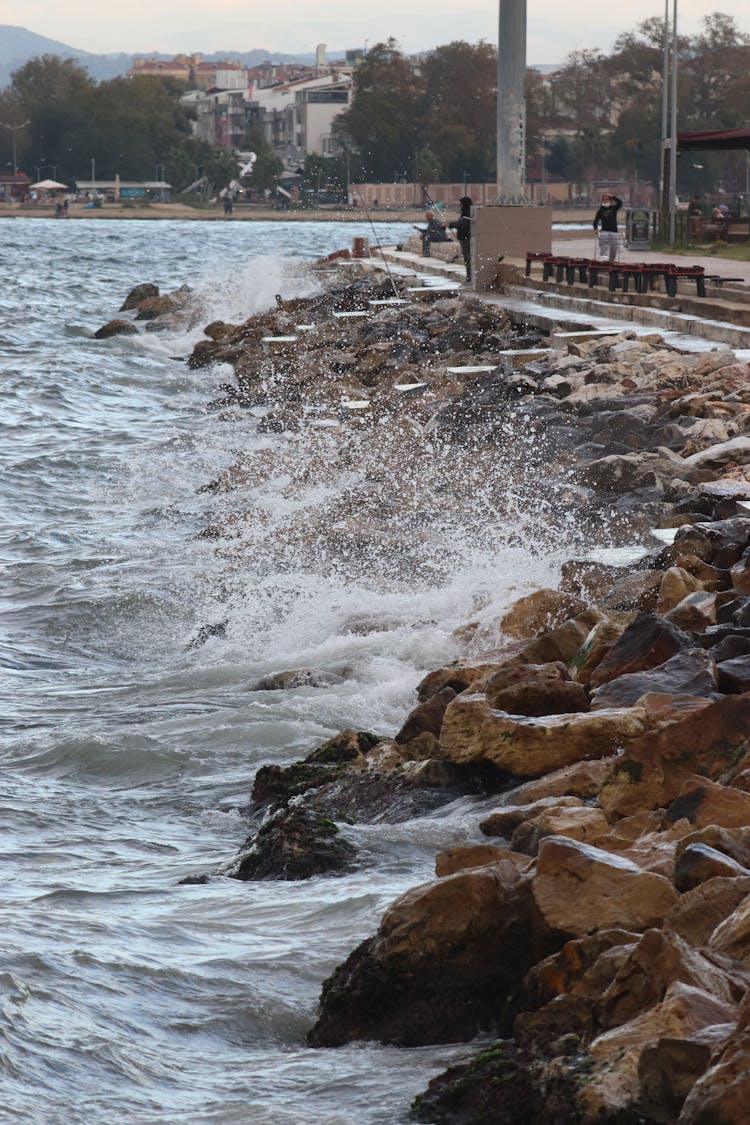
(677, 126, 750, 151)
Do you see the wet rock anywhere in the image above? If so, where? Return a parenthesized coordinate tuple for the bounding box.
(229, 806, 357, 880)
(589, 647, 719, 710)
(410, 1039, 580, 1125)
(718, 654, 750, 693)
(120, 281, 158, 310)
(307, 860, 545, 1047)
(394, 687, 456, 744)
(251, 728, 381, 807)
(134, 294, 176, 320)
(594, 928, 745, 1031)
(589, 613, 694, 689)
(499, 588, 591, 639)
(480, 795, 586, 840)
(94, 318, 138, 339)
(185, 621, 228, 650)
(252, 668, 345, 691)
(581, 982, 736, 1123)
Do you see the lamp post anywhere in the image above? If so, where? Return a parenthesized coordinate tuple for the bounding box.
(660, 0, 678, 244)
(0, 119, 31, 175)
(90, 156, 95, 192)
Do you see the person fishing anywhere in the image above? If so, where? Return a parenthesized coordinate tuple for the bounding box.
(414, 210, 451, 257)
(448, 195, 473, 281)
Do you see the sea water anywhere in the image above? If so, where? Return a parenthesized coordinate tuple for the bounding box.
(0, 217, 571, 1123)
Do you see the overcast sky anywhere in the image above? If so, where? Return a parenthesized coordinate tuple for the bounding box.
(1, 1, 748, 64)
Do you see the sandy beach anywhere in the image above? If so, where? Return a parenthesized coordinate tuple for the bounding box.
(0, 199, 582, 225)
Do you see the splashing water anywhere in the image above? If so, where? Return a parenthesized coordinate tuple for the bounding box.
(0, 218, 583, 1123)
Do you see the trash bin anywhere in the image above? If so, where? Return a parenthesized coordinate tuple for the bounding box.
(625, 209, 650, 250)
(352, 236, 369, 258)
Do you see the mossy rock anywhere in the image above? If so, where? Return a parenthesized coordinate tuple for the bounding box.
(231, 806, 357, 880)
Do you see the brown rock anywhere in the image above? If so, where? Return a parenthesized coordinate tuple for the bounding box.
(667, 876, 750, 947)
(680, 988, 750, 1124)
(569, 619, 624, 685)
(595, 928, 745, 1032)
(307, 861, 545, 1047)
(532, 836, 679, 938)
(119, 281, 158, 310)
(656, 566, 708, 614)
(600, 570, 662, 613)
(94, 318, 138, 339)
(666, 775, 750, 831)
(664, 590, 725, 633)
(589, 613, 693, 689)
(518, 608, 605, 665)
(480, 795, 584, 839)
(440, 693, 648, 778)
(394, 687, 456, 744)
(135, 294, 175, 320)
(434, 844, 531, 878)
(511, 805, 611, 856)
(507, 758, 613, 804)
(415, 654, 521, 701)
(675, 824, 750, 872)
(500, 588, 591, 639)
(675, 843, 750, 892)
(484, 660, 589, 716)
(559, 559, 632, 604)
(599, 695, 750, 819)
(580, 983, 737, 1123)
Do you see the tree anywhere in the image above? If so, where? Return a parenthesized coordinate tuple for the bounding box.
(421, 41, 497, 180)
(333, 40, 426, 181)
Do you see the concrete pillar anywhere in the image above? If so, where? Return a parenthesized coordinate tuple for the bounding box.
(495, 0, 527, 204)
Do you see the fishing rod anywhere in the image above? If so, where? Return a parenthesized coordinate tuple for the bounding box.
(354, 190, 401, 298)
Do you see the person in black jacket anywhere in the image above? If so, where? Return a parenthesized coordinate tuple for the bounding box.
(448, 195, 473, 281)
(593, 192, 622, 261)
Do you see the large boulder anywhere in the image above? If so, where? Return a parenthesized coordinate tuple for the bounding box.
(439, 694, 648, 778)
(484, 660, 589, 716)
(307, 859, 544, 1047)
(589, 648, 719, 710)
(532, 836, 679, 937)
(599, 695, 750, 818)
(589, 613, 694, 689)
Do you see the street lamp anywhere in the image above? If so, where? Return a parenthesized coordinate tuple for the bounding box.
(660, 0, 678, 243)
(0, 119, 31, 174)
(90, 156, 95, 190)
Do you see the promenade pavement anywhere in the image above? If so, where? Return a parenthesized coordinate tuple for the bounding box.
(552, 231, 750, 286)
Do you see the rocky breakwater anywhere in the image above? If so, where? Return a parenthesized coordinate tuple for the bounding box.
(110, 265, 750, 1122)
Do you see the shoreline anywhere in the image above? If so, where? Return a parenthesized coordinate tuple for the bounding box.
(0, 201, 580, 225)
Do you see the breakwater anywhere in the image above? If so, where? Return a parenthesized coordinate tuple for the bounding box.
(122, 255, 750, 1125)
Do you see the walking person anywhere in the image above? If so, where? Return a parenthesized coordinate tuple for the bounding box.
(593, 192, 622, 262)
(448, 195, 473, 282)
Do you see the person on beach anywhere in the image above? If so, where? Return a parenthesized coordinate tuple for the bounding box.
(414, 210, 450, 257)
(593, 192, 622, 261)
(448, 195, 473, 282)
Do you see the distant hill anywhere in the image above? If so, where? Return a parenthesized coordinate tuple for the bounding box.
(0, 25, 332, 89)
